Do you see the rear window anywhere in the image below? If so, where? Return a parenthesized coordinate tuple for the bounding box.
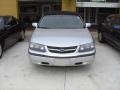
(38, 15, 84, 29)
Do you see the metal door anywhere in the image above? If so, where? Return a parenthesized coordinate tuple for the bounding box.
(84, 8, 98, 25)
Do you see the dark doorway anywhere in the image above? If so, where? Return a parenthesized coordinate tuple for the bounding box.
(19, 1, 61, 26)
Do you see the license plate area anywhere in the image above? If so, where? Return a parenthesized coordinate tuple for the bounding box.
(54, 58, 71, 66)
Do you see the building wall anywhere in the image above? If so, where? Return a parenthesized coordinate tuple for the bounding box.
(62, 0, 76, 12)
(0, 0, 18, 18)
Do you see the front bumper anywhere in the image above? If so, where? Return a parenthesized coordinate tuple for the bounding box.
(28, 50, 95, 66)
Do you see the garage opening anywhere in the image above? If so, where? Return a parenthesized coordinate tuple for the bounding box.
(19, 0, 61, 24)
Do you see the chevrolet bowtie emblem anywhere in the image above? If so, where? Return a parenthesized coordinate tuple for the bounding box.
(59, 49, 65, 52)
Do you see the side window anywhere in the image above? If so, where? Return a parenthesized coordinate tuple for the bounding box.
(0, 17, 4, 29)
(5, 17, 17, 26)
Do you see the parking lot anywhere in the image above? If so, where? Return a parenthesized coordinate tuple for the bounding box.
(0, 30, 120, 90)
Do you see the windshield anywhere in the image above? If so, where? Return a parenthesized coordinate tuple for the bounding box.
(38, 15, 84, 29)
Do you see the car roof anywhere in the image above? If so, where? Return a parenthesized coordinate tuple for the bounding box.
(43, 11, 80, 17)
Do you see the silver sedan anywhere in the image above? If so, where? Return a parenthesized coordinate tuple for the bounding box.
(28, 12, 96, 66)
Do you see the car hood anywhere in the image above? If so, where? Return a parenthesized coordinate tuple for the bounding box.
(30, 28, 93, 47)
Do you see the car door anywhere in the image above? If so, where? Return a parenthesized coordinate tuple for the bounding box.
(101, 17, 114, 42)
(11, 17, 21, 41)
(0, 17, 6, 45)
(4, 16, 17, 49)
(111, 16, 120, 48)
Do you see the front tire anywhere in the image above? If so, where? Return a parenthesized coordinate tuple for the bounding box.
(0, 44, 3, 58)
(98, 31, 105, 43)
(19, 30, 25, 41)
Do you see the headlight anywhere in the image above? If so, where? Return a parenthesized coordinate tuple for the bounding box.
(79, 42, 95, 52)
(29, 42, 46, 52)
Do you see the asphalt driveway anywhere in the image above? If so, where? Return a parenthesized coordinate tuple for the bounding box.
(0, 31, 120, 90)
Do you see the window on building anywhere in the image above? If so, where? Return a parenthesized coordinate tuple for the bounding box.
(52, 4, 61, 12)
(20, 5, 37, 14)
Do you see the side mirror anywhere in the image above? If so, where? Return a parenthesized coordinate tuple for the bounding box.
(85, 23, 91, 28)
(32, 23, 38, 28)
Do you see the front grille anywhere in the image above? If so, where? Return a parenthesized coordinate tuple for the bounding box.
(47, 46, 77, 54)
